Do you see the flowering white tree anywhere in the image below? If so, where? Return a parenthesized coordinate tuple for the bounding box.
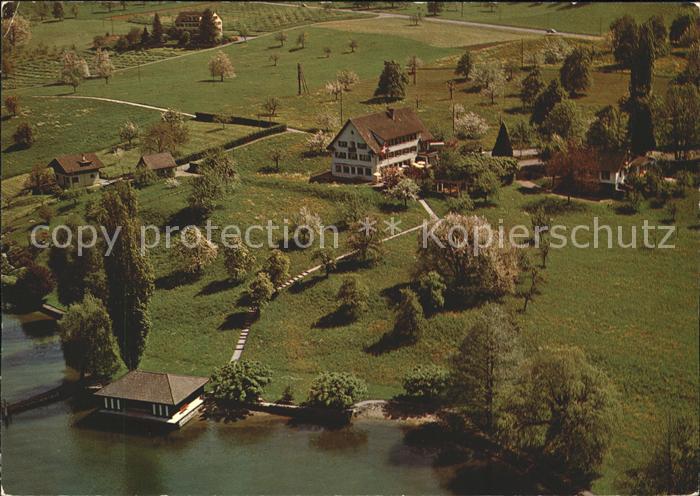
(542, 37, 571, 64)
(119, 121, 139, 147)
(316, 111, 339, 131)
(61, 50, 90, 92)
(325, 79, 343, 101)
(208, 51, 235, 82)
(388, 178, 420, 207)
(94, 48, 114, 84)
(337, 69, 359, 91)
(175, 226, 219, 275)
(455, 111, 489, 139)
(306, 130, 330, 155)
(292, 206, 323, 247)
(472, 61, 506, 104)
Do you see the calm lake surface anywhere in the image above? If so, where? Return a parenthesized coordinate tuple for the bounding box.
(1, 312, 448, 495)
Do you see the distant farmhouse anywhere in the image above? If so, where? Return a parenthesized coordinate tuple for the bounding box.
(94, 370, 208, 428)
(48, 153, 104, 189)
(327, 107, 440, 181)
(174, 10, 223, 36)
(599, 153, 651, 193)
(137, 152, 178, 177)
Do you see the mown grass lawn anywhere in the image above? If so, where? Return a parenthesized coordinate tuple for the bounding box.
(363, 2, 691, 36)
(244, 184, 699, 493)
(97, 120, 258, 178)
(1, 97, 160, 178)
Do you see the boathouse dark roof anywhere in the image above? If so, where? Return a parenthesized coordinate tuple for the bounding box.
(94, 370, 208, 405)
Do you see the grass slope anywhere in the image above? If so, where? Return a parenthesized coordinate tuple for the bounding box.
(366, 2, 692, 36)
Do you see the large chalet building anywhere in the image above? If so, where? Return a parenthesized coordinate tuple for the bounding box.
(174, 10, 223, 36)
(327, 108, 438, 181)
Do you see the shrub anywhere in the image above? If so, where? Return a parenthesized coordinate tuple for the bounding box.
(13, 263, 54, 308)
(132, 166, 157, 188)
(263, 249, 290, 286)
(209, 360, 272, 404)
(393, 288, 425, 342)
(248, 272, 274, 308)
(402, 365, 449, 402)
(445, 195, 474, 214)
(307, 372, 367, 409)
(13, 121, 34, 148)
(337, 276, 369, 320)
(417, 271, 446, 311)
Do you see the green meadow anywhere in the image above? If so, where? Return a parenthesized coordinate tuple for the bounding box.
(1, 4, 697, 492)
(364, 1, 692, 36)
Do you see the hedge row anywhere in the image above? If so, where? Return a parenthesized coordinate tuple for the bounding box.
(194, 112, 283, 129)
(176, 124, 288, 165)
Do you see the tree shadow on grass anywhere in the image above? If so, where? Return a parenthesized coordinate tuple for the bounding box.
(197, 277, 238, 296)
(289, 274, 325, 294)
(218, 310, 257, 331)
(517, 185, 542, 195)
(379, 201, 407, 214)
(378, 281, 411, 308)
(167, 207, 202, 228)
(155, 270, 198, 290)
(313, 308, 351, 329)
(364, 330, 412, 355)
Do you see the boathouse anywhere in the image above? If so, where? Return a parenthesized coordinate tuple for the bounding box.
(94, 370, 208, 428)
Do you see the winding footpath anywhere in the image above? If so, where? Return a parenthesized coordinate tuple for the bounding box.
(230, 198, 438, 362)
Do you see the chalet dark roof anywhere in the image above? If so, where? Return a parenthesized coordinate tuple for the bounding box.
(138, 152, 177, 171)
(330, 107, 433, 154)
(94, 370, 208, 405)
(175, 11, 204, 21)
(598, 151, 630, 173)
(49, 153, 104, 174)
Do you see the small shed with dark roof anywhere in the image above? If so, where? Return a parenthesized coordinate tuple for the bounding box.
(137, 152, 178, 176)
(94, 370, 208, 427)
(48, 153, 104, 189)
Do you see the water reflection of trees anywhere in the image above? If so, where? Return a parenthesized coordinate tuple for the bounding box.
(402, 415, 587, 495)
(308, 427, 369, 452)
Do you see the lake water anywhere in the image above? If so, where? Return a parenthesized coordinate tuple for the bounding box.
(1, 313, 448, 495)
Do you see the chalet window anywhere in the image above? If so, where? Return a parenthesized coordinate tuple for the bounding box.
(359, 154, 370, 162)
(72, 177, 79, 183)
(338, 141, 347, 147)
(350, 141, 356, 148)
(348, 153, 358, 160)
(365, 168, 372, 176)
(357, 143, 367, 149)
(335, 152, 346, 159)
(343, 166, 349, 173)
(335, 164, 341, 172)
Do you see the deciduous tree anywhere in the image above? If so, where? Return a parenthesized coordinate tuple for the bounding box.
(504, 346, 618, 482)
(559, 46, 592, 97)
(223, 236, 256, 282)
(175, 226, 218, 275)
(263, 249, 290, 286)
(94, 48, 114, 84)
(337, 276, 368, 320)
(59, 294, 121, 380)
(520, 66, 544, 108)
(416, 214, 520, 298)
(451, 304, 522, 435)
(248, 272, 274, 308)
(210, 360, 272, 403)
(208, 51, 235, 81)
(307, 372, 367, 409)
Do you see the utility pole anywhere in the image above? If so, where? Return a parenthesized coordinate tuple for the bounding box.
(521, 39, 524, 69)
(297, 63, 308, 96)
(339, 88, 343, 123)
(452, 103, 455, 134)
(461, 2, 464, 17)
